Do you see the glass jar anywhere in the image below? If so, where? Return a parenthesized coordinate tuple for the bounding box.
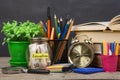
(27, 37, 52, 69)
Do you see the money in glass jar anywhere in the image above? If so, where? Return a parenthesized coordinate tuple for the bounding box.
(27, 37, 52, 69)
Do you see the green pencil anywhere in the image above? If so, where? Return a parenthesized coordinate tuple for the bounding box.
(54, 14, 58, 39)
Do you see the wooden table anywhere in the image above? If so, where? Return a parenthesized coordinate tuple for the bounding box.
(0, 57, 120, 80)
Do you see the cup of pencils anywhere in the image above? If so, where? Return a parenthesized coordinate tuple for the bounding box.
(101, 41, 119, 72)
(49, 39, 68, 64)
(40, 7, 74, 64)
(47, 12, 74, 64)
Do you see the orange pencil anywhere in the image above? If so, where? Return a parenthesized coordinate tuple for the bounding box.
(47, 20, 51, 39)
(115, 43, 119, 56)
(47, 7, 51, 39)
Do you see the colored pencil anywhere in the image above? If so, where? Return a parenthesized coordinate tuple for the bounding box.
(115, 43, 119, 56)
(54, 14, 58, 39)
(47, 7, 51, 39)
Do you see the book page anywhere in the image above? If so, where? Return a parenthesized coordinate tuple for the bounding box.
(71, 22, 109, 31)
(109, 15, 120, 30)
(109, 15, 120, 24)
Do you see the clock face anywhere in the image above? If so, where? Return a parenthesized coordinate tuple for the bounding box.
(68, 43, 94, 68)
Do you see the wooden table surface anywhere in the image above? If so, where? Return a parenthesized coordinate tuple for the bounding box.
(0, 57, 120, 80)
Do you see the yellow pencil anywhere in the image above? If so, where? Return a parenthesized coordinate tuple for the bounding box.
(103, 41, 107, 55)
(115, 43, 119, 56)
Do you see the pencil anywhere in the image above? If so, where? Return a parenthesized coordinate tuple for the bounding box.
(103, 41, 107, 55)
(57, 19, 74, 62)
(50, 27, 55, 40)
(40, 21, 47, 37)
(115, 43, 119, 56)
(47, 20, 51, 39)
(49, 27, 55, 58)
(65, 19, 74, 39)
(58, 19, 61, 39)
(57, 41, 67, 63)
(54, 14, 58, 39)
(40, 21, 47, 33)
(60, 20, 70, 40)
(47, 7, 51, 39)
(52, 41, 62, 64)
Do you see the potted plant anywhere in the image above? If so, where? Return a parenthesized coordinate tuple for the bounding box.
(1, 20, 43, 67)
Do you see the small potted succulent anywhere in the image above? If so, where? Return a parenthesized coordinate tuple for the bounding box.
(1, 20, 43, 67)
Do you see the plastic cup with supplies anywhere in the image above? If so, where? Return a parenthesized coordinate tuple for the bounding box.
(101, 42, 119, 72)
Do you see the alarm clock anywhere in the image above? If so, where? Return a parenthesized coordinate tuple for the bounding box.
(68, 35, 94, 68)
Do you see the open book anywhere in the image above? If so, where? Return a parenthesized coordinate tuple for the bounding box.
(72, 15, 120, 31)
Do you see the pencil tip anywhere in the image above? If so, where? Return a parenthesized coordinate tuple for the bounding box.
(60, 17, 63, 21)
(58, 19, 60, 22)
(70, 18, 72, 22)
(54, 14, 56, 18)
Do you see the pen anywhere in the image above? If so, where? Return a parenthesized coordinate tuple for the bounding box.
(22, 69, 50, 74)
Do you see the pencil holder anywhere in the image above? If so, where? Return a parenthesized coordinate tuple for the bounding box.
(49, 40, 68, 64)
(101, 55, 118, 72)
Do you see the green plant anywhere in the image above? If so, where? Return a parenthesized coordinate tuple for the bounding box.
(1, 20, 43, 45)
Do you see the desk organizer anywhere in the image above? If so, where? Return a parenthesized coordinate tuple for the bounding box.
(91, 54, 120, 71)
(101, 55, 118, 72)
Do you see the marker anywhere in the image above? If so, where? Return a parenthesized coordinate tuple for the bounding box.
(22, 69, 50, 74)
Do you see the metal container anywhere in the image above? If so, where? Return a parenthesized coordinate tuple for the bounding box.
(27, 37, 52, 69)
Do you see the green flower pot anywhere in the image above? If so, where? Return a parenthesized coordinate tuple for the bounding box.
(8, 41, 30, 67)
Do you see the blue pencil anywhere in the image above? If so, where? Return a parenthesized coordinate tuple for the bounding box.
(60, 20, 70, 40)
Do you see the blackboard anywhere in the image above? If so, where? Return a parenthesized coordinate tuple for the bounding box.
(0, 0, 120, 56)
